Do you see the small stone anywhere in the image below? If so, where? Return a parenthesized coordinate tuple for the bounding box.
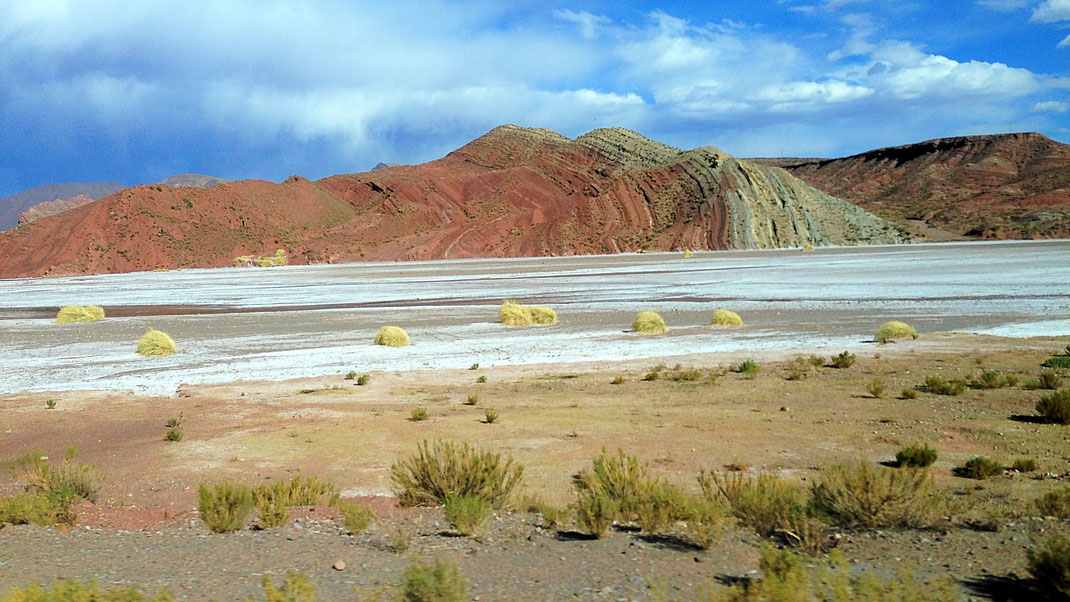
(333, 560, 346, 571)
(780, 406, 789, 412)
(628, 575, 645, 584)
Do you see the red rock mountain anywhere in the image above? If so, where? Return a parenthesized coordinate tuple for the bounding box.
(0, 182, 124, 231)
(0, 126, 905, 278)
(759, 133, 1070, 239)
(17, 194, 96, 226)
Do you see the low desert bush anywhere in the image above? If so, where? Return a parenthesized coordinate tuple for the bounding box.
(1034, 486, 1070, 519)
(957, 456, 1003, 480)
(531, 502, 571, 530)
(498, 300, 558, 326)
(338, 500, 374, 534)
(444, 494, 488, 536)
(710, 309, 743, 327)
(974, 370, 1017, 389)
(896, 444, 938, 468)
(572, 448, 649, 518)
(9, 446, 102, 506)
(830, 351, 856, 369)
(464, 394, 478, 405)
(357, 374, 370, 385)
(632, 311, 668, 335)
(0, 581, 173, 601)
(702, 471, 805, 539)
(1036, 389, 1070, 425)
(391, 440, 523, 508)
(682, 249, 694, 258)
(164, 428, 183, 442)
(469, 363, 479, 370)
(670, 367, 703, 382)
(1034, 371, 1064, 390)
(811, 550, 959, 602)
(1027, 536, 1070, 598)
(810, 462, 940, 529)
(610, 375, 625, 385)
(642, 371, 660, 381)
(256, 248, 287, 268)
(482, 410, 498, 424)
(55, 305, 105, 324)
(45, 399, 57, 410)
(900, 388, 918, 400)
(865, 379, 885, 398)
(410, 407, 429, 422)
(735, 360, 761, 376)
(253, 475, 339, 508)
(685, 497, 729, 550)
(1043, 356, 1070, 369)
(137, 329, 177, 356)
(374, 325, 409, 347)
(0, 493, 61, 526)
(875, 321, 917, 343)
(345, 371, 357, 380)
(575, 492, 617, 538)
(633, 479, 692, 533)
(401, 559, 468, 602)
(165, 413, 182, 428)
(198, 481, 253, 533)
(476, 375, 487, 383)
(924, 375, 967, 396)
(1013, 457, 1039, 473)
(259, 571, 315, 602)
(255, 497, 291, 529)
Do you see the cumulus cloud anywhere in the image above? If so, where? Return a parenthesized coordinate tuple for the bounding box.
(1034, 100, 1070, 113)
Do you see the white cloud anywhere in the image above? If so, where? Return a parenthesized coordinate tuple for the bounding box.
(1031, 0, 1070, 22)
(554, 9, 611, 39)
(1061, 33, 1070, 47)
(1034, 100, 1070, 113)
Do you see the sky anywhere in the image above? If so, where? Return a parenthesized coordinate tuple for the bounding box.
(1, 0, 1068, 197)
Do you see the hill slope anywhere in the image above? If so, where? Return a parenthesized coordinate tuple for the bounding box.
(763, 133, 1070, 239)
(0, 182, 124, 231)
(0, 126, 906, 278)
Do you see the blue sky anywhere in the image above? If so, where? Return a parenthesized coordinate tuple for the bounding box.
(1, 0, 1068, 197)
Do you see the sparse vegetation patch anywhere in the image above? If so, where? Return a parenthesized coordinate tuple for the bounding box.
(710, 309, 743, 327)
(55, 305, 105, 324)
(631, 310, 667, 335)
(876, 321, 917, 343)
(137, 329, 177, 356)
(374, 325, 409, 347)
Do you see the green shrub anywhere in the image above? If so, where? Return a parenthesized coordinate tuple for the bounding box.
(875, 321, 917, 343)
(1034, 486, 1070, 519)
(702, 471, 804, 538)
(1036, 371, 1064, 390)
(256, 249, 288, 268)
(632, 311, 668, 335)
(896, 444, 938, 468)
(374, 325, 409, 347)
(345, 371, 357, 380)
(1027, 537, 1070, 598)
(811, 462, 940, 529)
(670, 367, 703, 382)
(0, 580, 172, 601)
(718, 546, 809, 601)
(259, 570, 315, 602)
(469, 363, 479, 370)
(1036, 389, 1070, 425)
(957, 456, 1003, 480)
(684, 497, 728, 550)
(164, 428, 183, 442)
(1043, 356, 1070, 369)
(830, 351, 856, 369)
(611, 375, 625, 385)
(476, 375, 487, 384)
(900, 388, 918, 400)
(391, 440, 523, 508)
(812, 550, 959, 602)
(575, 492, 617, 538)
(256, 497, 291, 529)
(338, 500, 374, 534)
(463, 394, 478, 405)
(198, 481, 253, 533)
(137, 329, 177, 356)
(400, 559, 467, 602)
(482, 410, 498, 424)
(9, 447, 101, 505)
(165, 413, 182, 428)
(55, 305, 105, 324)
(1013, 457, 1039, 473)
(572, 448, 649, 518)
(634, 479, 692, 533)
(735, 360, 760, 375)
(924, 375, 967, 396)
(711, 309, 743, 327)
(357, 374, 370, 386)
(444, 494, 488, 536)
(642, 371, 660, 381)
(532, 502, 571, 530)
(410, 407, 429, 422)
(865, 379, 885, 398)
(44, 399, 57, 410)
(252, 475, 339, 508)
(0, 493, 61, 526)
(974, 369, 1018, 389)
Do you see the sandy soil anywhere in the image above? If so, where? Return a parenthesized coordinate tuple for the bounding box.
(1, 333, 1069, 599)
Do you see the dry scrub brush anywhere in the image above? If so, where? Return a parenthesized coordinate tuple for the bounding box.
(710, 309, 743, 327)
(374, 325, 409, 347)
(499, 300, 558, 326)
(198, 481, 253, 533)
(875, 321, 917, 343)
(55, 305, 105, 324)
(390, 439, 523, 508)
(631, 311, 667, 335)
(810, 462, 942, 529)
(137, 330, 177, 356)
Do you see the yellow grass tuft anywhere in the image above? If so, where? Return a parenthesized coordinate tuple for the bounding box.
(632, 311, 668, 335)
(682, 249, 694, 258)
(802, 242, 814, 252)
(256, 249, 287, 268)
(876, 321, 917, 344)
(374, 325, 410, 347)
(710, 309, 743, 327)
(55, 305, 105, 324)
(499, 301, 558, 326)
(137, 330, 177, 356)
